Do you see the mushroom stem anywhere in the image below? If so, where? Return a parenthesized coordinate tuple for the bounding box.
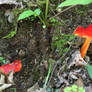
(80, 38, 91, 58)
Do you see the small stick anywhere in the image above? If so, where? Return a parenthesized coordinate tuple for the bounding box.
(49, 5, 76, 20)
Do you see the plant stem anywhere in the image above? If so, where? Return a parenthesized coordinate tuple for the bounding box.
(38, 15, 46, 26)
(43, 59, 52, 88)
(45, 0, 49, 20)
(80, 38, 91, 58)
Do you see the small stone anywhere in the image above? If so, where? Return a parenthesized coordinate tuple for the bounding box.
(18, 49, 26, 57)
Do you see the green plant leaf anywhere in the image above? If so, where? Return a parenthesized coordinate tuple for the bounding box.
(0, 57, 6, 64)
(3, 30, 16, 39)
(34, 8, 41, 16)
(18, 10, 34, 21)
(78, 87, 85, 92)
(72, 85, 77, 92)
(64, 87, 71, 92)
(58, 0, 92, 8)
(86, 64, 92, 79)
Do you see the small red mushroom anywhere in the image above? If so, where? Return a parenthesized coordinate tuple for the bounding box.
(74, 24, 92, 58)
(0, 60, 22, 75)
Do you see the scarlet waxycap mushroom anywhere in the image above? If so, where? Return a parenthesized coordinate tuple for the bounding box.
(0, 60, 22, 75)
(74, 24, 92, 58)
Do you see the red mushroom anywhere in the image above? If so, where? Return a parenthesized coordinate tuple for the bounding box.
(0, 60, 22, 75)
(74, 24, 92, 58)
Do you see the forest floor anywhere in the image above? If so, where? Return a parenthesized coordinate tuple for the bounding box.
(0, 1, 92, 92)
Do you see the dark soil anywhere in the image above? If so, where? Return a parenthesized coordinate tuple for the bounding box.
(1, 20, 53, 92)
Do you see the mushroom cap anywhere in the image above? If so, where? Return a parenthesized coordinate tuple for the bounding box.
(11, 60, 22, 73)
(74, 24, 92, 39)
(0, 60, 22, 75)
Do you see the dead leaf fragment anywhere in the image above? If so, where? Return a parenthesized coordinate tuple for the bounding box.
(68, 50, 87, 69)
(0, 71, 14, 91)
(27, 82, 47, 92)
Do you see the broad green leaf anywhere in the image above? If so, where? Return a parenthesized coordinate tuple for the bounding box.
(34, 8, 41, 16)
(18, 10, 34, 21)
(58, 0, 92, 8)
(86, 64, 92, 79)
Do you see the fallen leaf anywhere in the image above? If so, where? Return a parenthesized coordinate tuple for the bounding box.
(0, 74, 5, 85)
(27, 82, 47, 92)
(0, 71, 14, 91)
(68, 50, 87, 69)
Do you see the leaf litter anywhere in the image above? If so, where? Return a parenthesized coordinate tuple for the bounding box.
(27, 49, 92, 92)
(47, 49, 92, 92)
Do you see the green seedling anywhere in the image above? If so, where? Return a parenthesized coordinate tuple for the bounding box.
(51, 33, 75, 56)
(18, 0, 50, 28)
(18, 8, 46, 28)
(64, 85, 85, 92)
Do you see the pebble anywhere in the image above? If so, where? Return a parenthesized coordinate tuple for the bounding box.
(18, 49, 26, 57)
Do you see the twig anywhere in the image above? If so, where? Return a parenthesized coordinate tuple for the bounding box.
(49, 5, 76, 20)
